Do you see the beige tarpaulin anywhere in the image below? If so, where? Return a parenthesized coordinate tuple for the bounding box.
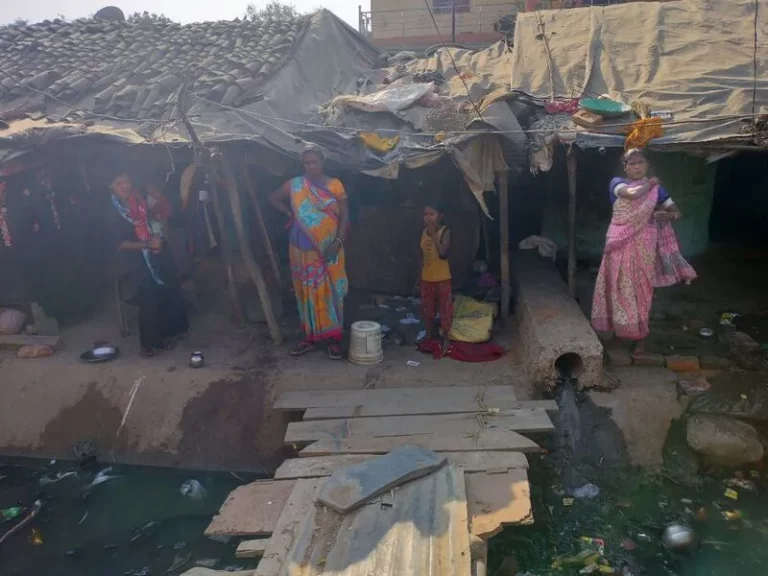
(510, 0, 768, 146)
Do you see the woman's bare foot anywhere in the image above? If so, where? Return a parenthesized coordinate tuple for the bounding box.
(631, 340, 646, 358)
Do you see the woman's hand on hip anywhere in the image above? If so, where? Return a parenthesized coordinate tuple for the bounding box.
(653, 210, 675, 222)
(323, 240, 341, 260)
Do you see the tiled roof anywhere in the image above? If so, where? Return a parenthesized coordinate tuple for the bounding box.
(0, 15, 308, 122)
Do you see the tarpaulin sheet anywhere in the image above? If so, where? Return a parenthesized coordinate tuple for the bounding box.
(510, 0, 768, 147)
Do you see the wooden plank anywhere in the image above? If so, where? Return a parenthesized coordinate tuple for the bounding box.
(274, 451, 529, 479)
(257, 466, 471, 576)
(274, 385, 517, 411)
(235, 539, 270, 559)
(499, 169, 510, 318)
(303, 399, 558, 420)
(299, 430, 543, 456)
(284, 410, 554, 445)
(317, 445, 445, 512)
(465, 469, 533, 538)
(254, 478, 325, 576)
(204, 480, 295, 538)
(0, 334, 60, 350)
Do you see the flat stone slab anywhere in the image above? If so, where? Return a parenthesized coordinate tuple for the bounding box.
(515, 252, 604, 389)
(316, 445, 446, 513)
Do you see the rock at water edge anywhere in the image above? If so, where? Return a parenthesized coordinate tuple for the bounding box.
(686, 414, 764, 467)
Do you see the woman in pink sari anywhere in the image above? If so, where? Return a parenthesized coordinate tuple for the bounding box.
(591, 149, 696, 356)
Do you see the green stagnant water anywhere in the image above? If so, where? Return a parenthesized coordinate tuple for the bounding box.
(0, 457, 263, 576)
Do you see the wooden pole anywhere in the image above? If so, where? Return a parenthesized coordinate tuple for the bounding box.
(215, 149, 283, 345)
(498, 170, 510, 318)
(566, 146, 578, 296)
(240, 156, 282, 287)
(176, 81, 280, 343)
(209, 175, 246, 327)
(470, 535, 488, 576)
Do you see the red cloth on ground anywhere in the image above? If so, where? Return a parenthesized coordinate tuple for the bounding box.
(417, 339, 504, 362)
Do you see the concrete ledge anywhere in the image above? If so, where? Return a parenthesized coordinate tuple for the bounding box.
(515, 252, 604, 390)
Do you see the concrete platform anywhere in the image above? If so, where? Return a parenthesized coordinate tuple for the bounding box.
(0, 310, 530, 470)
(515, 252, 604, 390)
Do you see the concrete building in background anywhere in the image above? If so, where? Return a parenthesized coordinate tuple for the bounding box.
(359, 1, 658, 52)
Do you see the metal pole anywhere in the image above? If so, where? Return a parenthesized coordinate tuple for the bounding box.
(452, 0, 457, 42)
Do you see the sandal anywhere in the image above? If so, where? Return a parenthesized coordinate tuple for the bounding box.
(327, 343, 344, 361)
(290, 341, 316, 356)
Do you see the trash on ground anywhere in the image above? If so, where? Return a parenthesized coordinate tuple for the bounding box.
(28, 528, 43, 545)
(724, 488, 739, 500)
(39, 470, 78, 485)
(89, 467, 120, 487)
(572, 483, 601, 499)
(562, 497, 575, 507)
(1, 507, 23, 522)
(662, 522, 698, 551)
(0, 500, 43, 546)
(180, 479, 207, 501)
(621, 539, 637, 551)
(725, 478, 756, 491)
(720, 312, 740, 326)
(406, 360, 421, 367)
(581, 536, 605, 555)
(722, 509, 743, 521)
(399, 313, 419, 325)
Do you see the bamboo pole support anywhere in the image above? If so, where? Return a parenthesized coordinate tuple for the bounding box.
(209, 175, 246, 327)
(498, 169, 510, 318)
(240, 157, 281, 286)
(215, 149, 282, 345)
(566, 146, 578, 296)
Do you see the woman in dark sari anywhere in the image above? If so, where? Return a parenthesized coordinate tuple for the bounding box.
(109, 173, 188, 356)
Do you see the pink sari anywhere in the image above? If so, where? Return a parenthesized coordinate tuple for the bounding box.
(591, 184, 696, 340)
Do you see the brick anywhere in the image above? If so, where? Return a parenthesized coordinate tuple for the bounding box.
(678, 376, 711, 396)
(666, 355, 701, 372)
(605, 348, 632, 367)
(632, 352, 665, 367)
(699, 356, 733, 370)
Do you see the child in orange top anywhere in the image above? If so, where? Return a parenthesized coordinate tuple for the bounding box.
(419, 202, 453, 349)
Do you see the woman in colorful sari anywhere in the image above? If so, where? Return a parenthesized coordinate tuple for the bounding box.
(270, 145, 349, 360)
(591, 149, 696, 357)
(109, 173, 189, 357)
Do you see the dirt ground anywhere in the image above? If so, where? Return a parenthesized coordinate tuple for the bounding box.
(0, 298, 531, 472)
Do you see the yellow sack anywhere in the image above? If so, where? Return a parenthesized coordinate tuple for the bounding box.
(360, 132, 400, 153)
(448, 295, 497, 343)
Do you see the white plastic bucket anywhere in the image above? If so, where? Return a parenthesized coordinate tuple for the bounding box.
(348, 321, 383, 365)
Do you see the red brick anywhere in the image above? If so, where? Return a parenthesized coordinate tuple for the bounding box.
(665, 355, 701, 372)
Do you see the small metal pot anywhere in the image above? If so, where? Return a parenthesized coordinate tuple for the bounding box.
(699, 328, 714, 339)
(662, 522, 698, 552)
(189, 351, 204, 369)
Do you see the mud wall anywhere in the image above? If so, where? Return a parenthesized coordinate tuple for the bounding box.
(540, 150, 717, 261)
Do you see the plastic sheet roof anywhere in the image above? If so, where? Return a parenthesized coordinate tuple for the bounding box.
(510, 0, 768, 147)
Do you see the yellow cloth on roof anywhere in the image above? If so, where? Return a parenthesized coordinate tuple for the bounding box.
(624, 117, 664, 149)
(448, 295, 497, 343)
(360, 132, 400, 153)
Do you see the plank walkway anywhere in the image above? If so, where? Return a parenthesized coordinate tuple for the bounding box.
(203, 385, 557, 576)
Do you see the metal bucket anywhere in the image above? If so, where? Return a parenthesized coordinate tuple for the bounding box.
(348, 321, 383, 365)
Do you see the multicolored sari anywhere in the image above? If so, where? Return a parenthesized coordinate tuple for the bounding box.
(287, 176, 348, 342)
(591, 182, 696, 340)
